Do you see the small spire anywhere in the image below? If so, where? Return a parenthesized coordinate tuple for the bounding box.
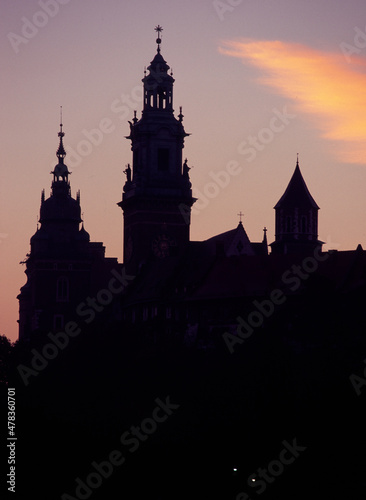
(51, 109, 70, 183)
(263, 226, 268, 244)
(154, 25, 163, 53)
(59, 105, 63, 134)
(57, 106, 66, 160)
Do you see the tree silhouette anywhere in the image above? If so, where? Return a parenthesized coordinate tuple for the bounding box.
(0, 334, 13, 385)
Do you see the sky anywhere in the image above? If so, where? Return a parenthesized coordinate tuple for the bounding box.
(1, 0, 366, 342)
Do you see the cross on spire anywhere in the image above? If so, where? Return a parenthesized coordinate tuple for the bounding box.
(154, 25, 163, 52)
(237, 211, 244, 223)
(59, 106, 64, 138)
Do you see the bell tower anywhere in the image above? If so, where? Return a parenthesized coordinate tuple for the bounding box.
(118, 26, 195, 273)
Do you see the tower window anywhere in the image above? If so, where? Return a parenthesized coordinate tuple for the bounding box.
(53, 314, 64, 330)
(143, 306, 149, 321)
(301, 216, 307, 233)
(56, 276, 69, 302)
(157, 86, 166, 109)
(286, 216, 292, 233)
(158, 148, 169, 171)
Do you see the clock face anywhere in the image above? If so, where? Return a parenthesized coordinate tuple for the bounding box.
(152, 234, 176, 258)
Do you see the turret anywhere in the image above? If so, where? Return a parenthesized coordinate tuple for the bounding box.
(270, 157, 322, 255)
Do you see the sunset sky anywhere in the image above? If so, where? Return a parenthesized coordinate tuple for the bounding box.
(1, 0, 366, 342)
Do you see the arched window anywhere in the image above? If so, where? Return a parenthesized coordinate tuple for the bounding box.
(56, 277, 69, 302)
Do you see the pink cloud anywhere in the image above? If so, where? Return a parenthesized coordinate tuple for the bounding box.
(219, 39, 366, 164)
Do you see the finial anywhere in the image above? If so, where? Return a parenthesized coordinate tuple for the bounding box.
(237, 211, 244, 224)
(296, 152, 299, 167)
(178, 106, 184, 122)
(52, 108, 70, 183)
(56, 109, 66, 160)
(59, 106, 64, 138)
(155, 25, 163, 52)
(262, 226, 268, 244)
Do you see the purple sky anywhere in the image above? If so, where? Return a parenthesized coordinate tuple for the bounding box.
(2, 0, 366, 341)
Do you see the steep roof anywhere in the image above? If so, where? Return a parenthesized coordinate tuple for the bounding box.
(274, 162, 319, 210)
(203, 222, 256, 256)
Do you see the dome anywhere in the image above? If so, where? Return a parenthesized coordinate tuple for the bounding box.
(40, 182, 81, 224)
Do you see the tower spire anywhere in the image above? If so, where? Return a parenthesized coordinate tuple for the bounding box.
(51, 107, 70, 183)
(142, 26, 174, 113)
(270, 159, 322, 255)
(57, 106, 66, 160)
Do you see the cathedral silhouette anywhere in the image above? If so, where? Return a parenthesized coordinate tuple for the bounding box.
(13, 27, 366, 500)
(17, 27, 365, 349)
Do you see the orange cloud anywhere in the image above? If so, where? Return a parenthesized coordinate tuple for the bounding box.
(219, 39, 366, 164)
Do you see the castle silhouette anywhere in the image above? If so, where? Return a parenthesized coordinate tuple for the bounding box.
(17, 28, 364, 349)
(13, 27, 366, 500)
